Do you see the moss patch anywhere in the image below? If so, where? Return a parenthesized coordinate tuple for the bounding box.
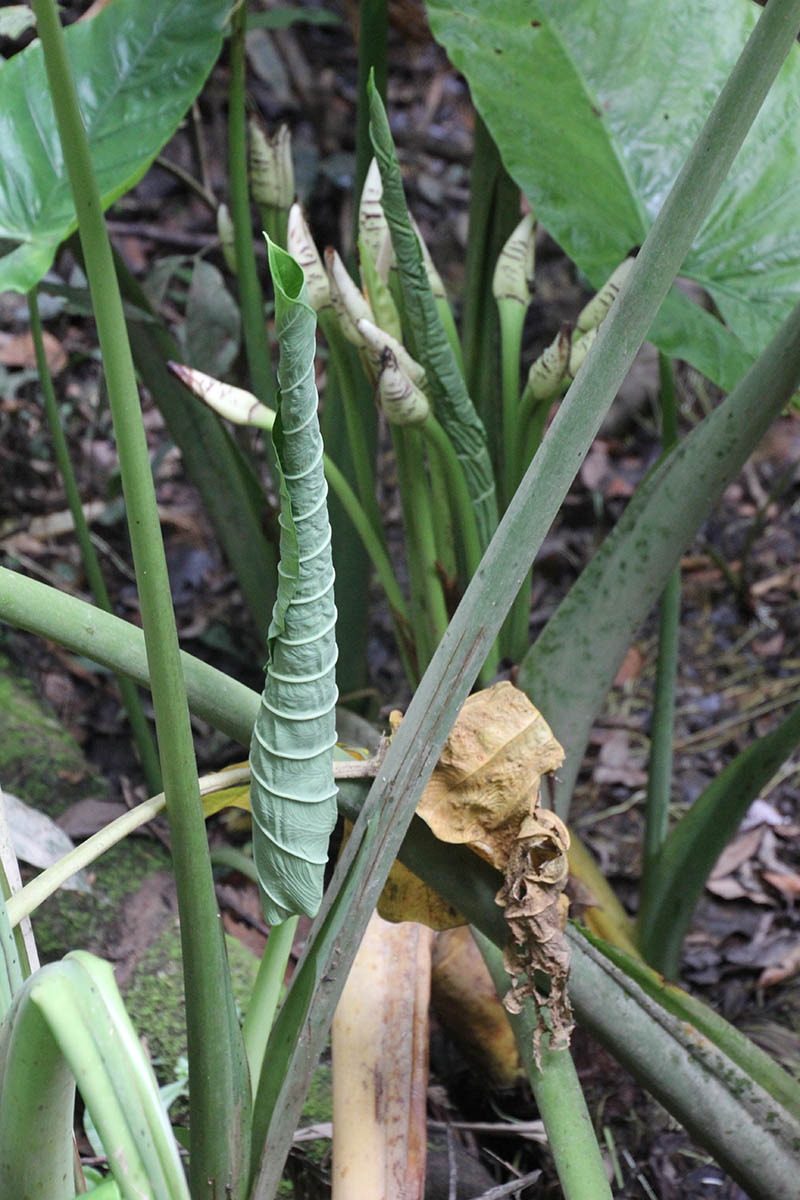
(0, 653, 107, 817)
(124, 920, 259, 1077)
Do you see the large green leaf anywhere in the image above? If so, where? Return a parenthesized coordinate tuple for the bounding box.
(0, 0, 231, 293)
(249, 242, 338, 926)
(426, 0, 800, 389)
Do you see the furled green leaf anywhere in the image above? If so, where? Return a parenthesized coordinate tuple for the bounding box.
(368, 80, 499, 547)
(0, 952, 188, 1200)
(249, 241, 338, 925)
(517, 298, 800, 814)
(0, 0, 231, 293)
(426, 0, 800, 389)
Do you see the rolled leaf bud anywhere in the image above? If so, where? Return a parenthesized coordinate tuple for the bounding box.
(376, 347, 430, 425)
(358, 157, 388, 267)
(249, 118, 294, 211)
(576, 255, 635, 333)
(216, 203, 237, 275)
(359, 237, 402, 342)
(492, 212, 536, 306)
(525, 325, 571, 401)
(375, 227, 396, 284)
(288, 203, 332, 312)
(325, 247, 375, 347)
(566, 326, 598, 380)
(356, 317, 427, 390)
(168, 362, 274, 431)
(410, 213, 446, 301)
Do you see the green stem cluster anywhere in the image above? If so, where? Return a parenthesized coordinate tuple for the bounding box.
(30, 1, 251, 1192)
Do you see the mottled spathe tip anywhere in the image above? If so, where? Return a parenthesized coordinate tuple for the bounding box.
(249, 118, 294, 211)
(524, 324, 571, 401)
(576, 255, 636, 333)
(492, 211, 536, 305)
(167, 362, 274, 430)
(356, 317, 427, 391)
(325, 247, 375, 347)
(376, 346, 430, 425)
(358, 157, 388, 267)
(287, 203, 331, 312)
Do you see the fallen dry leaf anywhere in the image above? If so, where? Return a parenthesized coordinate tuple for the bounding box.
(592, 728, 647, 788)
(0, 329, 67, 375)
(391, 683, 570, 1067)
(411, 681, 564, 868)
(709, 825, 764, 880)
(758, 942, 800, 990)
(613, 645, 645, 686)
(762, 871, 800, 899)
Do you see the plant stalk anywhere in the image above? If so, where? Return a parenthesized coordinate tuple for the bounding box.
(474, 929, 613, 1200)
(243, 917, 298, 1097)
(228, 1, 277, 411)
(640, 353, 681, 909)
(27, 290, 162, 797)
(461, 113, 519, 452)
(30, 2, 251, 1192)
(393, 426, 449, 670)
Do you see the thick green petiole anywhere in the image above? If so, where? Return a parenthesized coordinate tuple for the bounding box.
(497, 299, 527, 512)
(421, 414, 499, 683)
(640, 352, 681, 925)
(475, 930, 613, 1200)
(27, 290, 162, 797)
(228, 3, 276, 411)
(30, 1, 251, 1192)
(318, 308, 384, 537)
(243, 917, 299, 1097)
(393, 426, 449, 670)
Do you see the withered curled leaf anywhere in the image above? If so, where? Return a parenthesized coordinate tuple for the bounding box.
(383, 683, 572, 1063)
(497, 808, 573, 1065)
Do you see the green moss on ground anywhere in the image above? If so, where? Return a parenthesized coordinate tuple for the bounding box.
(124, 920, 259, 1076)
(0, 653, 107, 816)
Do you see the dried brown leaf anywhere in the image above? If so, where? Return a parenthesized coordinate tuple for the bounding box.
(758, 942, 800, 990)
(497, 810, 572, 1065)
(414, 682, 564, 869)
(390, 685, 571, 1065)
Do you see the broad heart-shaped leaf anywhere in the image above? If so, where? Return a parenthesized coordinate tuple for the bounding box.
(426, 0, 800, 390)
(0, 0, 231, 294)
(249, 241, 338, 926)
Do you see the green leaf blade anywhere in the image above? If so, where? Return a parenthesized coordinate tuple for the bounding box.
(368, 79, 498, 547)
(250, 241, 338, 925)
(426, 0, 800, 386)
(0, 0, 231, 293)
